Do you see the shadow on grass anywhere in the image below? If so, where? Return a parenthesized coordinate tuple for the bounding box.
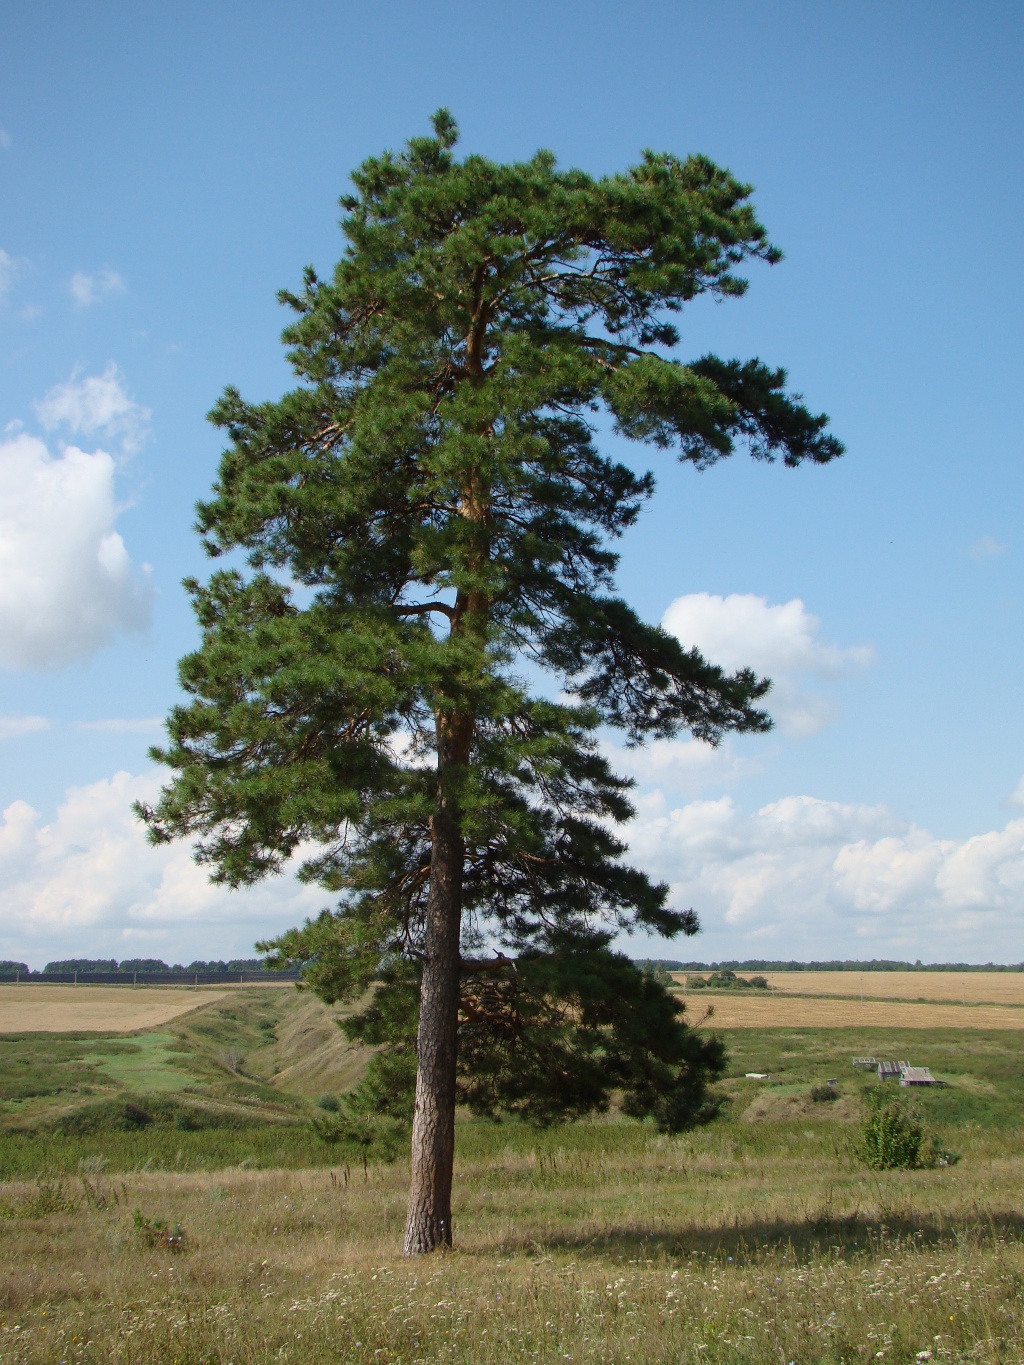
(501, 1207, 1024, 1263)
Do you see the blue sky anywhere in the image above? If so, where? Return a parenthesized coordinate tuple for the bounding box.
(1, 1, 1022, 967)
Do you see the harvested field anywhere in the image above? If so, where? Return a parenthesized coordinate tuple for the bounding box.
(683, 992, 1024, 1030)
(764, 970, 1024, 1006)
(673, 969, 1024, 1006)
(0, 985, 226, 1033)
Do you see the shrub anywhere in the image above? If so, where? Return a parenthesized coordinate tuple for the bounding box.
(809, 1083, 839, 1103)
(860, 1093, 924, 1169)
(132, 1209, 186, 1252)
(316, 1093, 340, 1112)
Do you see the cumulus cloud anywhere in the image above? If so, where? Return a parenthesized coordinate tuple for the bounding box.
(610, 735, 759, 801)
(0, 715, 50, 740)
(2, 764, 1023, 966)
(0, 770, 327, 967)
(0, 431, 152, 669)
(662, 593, 873, 738)
(34, 362, 150, 456)
(69, 268, 126, 308)
(1008, 776, 1024, 808)
(625, 793, 1024, 961)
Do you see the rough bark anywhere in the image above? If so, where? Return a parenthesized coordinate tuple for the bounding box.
(402, 728, 468, 1255)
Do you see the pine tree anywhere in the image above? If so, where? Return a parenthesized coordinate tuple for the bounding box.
(140, 112, 842, 1254)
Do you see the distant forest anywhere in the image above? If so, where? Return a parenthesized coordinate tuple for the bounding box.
(0, 958, 275, 978)
(637, 959, 1024, 973)
(3, 956, 1021, 980)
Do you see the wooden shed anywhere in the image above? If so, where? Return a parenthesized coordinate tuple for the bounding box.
(900, 1066, 938, 1086)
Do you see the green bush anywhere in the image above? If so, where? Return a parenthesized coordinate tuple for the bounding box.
(860, 1093, 924, 1169)
(316, 1093, 340, 1112)
(809, 1083, 839, 1103)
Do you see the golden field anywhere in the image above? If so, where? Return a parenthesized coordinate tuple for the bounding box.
(683, 993, 1024, 1030)
(763, 971, 1024, 1006)
(673, 971, 1024, 1007)
(0, 985, 228, 1034)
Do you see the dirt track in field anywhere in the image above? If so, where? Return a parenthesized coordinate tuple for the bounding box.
(681, 992, 1024, 1030)
(0, 985, 227, 1033)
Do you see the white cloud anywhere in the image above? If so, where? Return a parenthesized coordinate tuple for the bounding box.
(69, 268, 126, 308)
(0, 431, 152, 669)
(0, 248, 16, 298)
(625, 793, 1024, 961)
(34, 363, 150, 456)
(0, 715, 50, 740)
(1009, 776, 1024, 808)
(662, 593, 873, 739)
(0, 770, 327, 968)
(967, 535, 1005, 560)
(74, 717, 164, 734)
(610, 735, 759, 800)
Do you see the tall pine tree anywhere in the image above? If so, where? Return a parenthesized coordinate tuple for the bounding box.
(141, 113, 842, 1254)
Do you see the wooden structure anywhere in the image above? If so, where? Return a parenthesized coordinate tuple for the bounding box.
(900, 1066, 938, 1086)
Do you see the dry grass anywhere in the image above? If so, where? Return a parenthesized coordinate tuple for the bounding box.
(2, 1124, 1024, 1363)
(0, 986, 228, 1034)
(244, 990, 373, 1100)
(681, 994, 1024, 1030)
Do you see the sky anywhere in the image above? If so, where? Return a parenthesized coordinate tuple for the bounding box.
(1, 1, 1022, 968)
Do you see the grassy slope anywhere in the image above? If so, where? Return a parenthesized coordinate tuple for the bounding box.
(0, 987, 377, 1175)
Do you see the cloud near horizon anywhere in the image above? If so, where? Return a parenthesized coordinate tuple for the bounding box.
(625, 792, 1024, 962)
(0, 770, 327, 969)
(1, 766, 1022, 968)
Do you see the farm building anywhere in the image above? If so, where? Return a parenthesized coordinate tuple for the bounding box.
(877, 1061, 909, 1080)
(900, 1066, 938, 1086)
(852, 1057, 876, 1069)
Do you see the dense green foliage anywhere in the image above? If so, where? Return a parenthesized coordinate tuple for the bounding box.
(860, 1092, 926, 1170)
(140, 113, 842, 1133)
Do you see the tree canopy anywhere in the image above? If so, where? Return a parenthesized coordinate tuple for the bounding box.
(141, 112, 842, 1253)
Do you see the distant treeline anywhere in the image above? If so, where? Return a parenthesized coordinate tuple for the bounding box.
(0, 957, 284, 980)
(635, 959, 1024, 973)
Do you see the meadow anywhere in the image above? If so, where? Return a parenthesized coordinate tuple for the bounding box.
(2, 984, 1024, 1362)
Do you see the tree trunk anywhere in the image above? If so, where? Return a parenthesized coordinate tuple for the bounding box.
(403, 778, 465, 1255)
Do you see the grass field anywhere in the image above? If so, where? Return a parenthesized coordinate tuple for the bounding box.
(3, 990, 1024, 1360)
(0, 985, 229, 1033)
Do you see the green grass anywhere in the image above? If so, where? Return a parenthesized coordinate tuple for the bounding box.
(4, 1005, 1024, 1361)
(91, 1032, 200, 1093)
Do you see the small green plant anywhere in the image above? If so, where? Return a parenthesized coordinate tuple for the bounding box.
(21, 1177, 81, 1216)
(920, 1133, 961, 1168)
(132, 1208, 187, 1251)
(316, 1093, 340, 1112)
(810, 1083, 839, 1103)
(860, 1092, 924, 1169)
